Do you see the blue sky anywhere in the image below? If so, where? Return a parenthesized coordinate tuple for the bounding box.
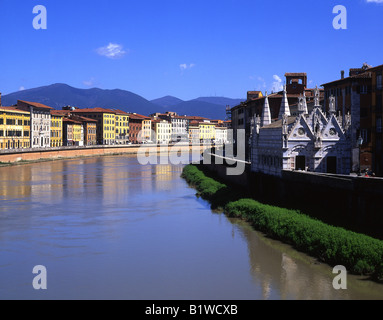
(1, 0, 383, 100)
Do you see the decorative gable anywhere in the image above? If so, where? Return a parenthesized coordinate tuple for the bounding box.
(307, 107, 328, 134)
(287, 114, 313, 141)
(321, 114, 345, 141)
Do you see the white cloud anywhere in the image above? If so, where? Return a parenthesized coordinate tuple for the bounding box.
(19, 86, 25, 91)
(273, 75, 282, 82)
(180, 63, 196, 71)
(272, 75, 284, 92)
(96, 43, 128, 59)
(83, 78, 96, 87)
(249, 75, 267, 89)
(366, 0, 383, 3)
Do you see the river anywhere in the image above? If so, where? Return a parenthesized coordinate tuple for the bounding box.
(0, 155, 382, 300)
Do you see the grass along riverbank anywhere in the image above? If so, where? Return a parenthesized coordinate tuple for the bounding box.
(181, 164, 383, 281)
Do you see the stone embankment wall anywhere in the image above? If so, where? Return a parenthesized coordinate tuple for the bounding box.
(0, 144, 206, 163)
(204, 161, 383, 239)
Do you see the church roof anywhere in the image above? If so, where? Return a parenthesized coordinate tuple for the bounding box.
(261, 116, 296, 129)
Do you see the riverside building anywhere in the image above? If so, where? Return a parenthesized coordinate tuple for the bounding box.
(322, 63, 383, 175)
(70, 108, 116, 145)
(152, 119, 171, 144)
(251, 86, 352, 176)
(0, 106, 31, 149)
(50, 110, 64, 147)
(114, 110, 130, 145)
(232, 73, 324, 160)
(17, 100, 52, 148)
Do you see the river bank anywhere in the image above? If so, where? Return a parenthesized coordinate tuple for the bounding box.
(0, 144, 206, 167)
(181, 164, 383, 282)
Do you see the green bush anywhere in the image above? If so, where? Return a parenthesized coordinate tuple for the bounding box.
(182, 164, 383, 279)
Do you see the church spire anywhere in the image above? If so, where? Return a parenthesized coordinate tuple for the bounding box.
(298, 91, 308, 115)
(261, 91, 271, 127)
(278, 85, 290, 119)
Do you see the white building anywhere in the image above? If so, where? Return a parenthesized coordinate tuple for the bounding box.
(251, 86, 352, 176)
(170, 116, 188, 142)
(215, 126, 228, 144)
(152, 120, 172, 144)
(17, 100, 52, 148)
(188, 121, 200, 144)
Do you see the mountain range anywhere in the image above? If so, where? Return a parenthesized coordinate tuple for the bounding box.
(1, 84, 244, 120)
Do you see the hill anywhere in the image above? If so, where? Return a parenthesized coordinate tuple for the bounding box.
(2, 84, 242, 119)
(193, 97, 244, 108)
(2, 84, 159, 115)
(150, 96, 184, 108)
(151, 96, 244, 119)
(172, 100, 227, 120)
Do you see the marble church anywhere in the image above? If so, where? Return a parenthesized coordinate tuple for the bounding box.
(250, 86, 352, 176)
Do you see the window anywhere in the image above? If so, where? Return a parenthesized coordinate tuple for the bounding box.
(377, 74, 382, 90)
(377, 94, 382, 114)
(360, 85, 368, 94)
(361, 129, 370, 144)
(377, 118, 382, 134)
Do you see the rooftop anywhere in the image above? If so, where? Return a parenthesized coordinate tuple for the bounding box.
(128, 113, 151, 120)
(111, 109, 129, 115)
(51, 110, 66, 116)
(17, 100, 53, 110)
(71, 108, 117, 114)
(71, 115, 98, 123)
(0, 106, 30, 114)
(321, 72, 373, 86)
(261, 116, 297, 129)
(63, 117, 82, 125)
(285, 73, 307, 77)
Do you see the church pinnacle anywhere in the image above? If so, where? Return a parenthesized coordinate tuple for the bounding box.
(261, 91, 271, 127)
(298, 91, 308, 115)
(278, 85, 290, 119)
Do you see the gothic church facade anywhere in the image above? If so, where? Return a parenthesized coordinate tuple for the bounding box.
(251, 86, 352, 176)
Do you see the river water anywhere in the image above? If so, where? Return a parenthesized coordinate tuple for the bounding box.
(0, 155, 382, 300)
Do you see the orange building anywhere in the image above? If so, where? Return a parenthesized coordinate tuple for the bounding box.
(128, 113, 151, 144)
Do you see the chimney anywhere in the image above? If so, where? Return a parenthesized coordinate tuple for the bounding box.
(341, 70, 345, 79)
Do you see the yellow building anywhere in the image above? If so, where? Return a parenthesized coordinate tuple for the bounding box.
(0, 107, 31, 150)
(152, 120, 171, 144)
(73, 123, 83, 146)
(199, 121, 216, 143)
(115, 110, 130, 144)
(50, 111, 64, 147)
(71, 108, 116, 145)
(142, 118, 152, 142)
(103, 112, 115, 145)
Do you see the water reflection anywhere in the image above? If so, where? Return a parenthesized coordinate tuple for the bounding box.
(230, 219, 383, 300)
(0, 155, 382, 300)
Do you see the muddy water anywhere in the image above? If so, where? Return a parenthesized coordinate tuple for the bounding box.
(0, 155, 382, 299)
